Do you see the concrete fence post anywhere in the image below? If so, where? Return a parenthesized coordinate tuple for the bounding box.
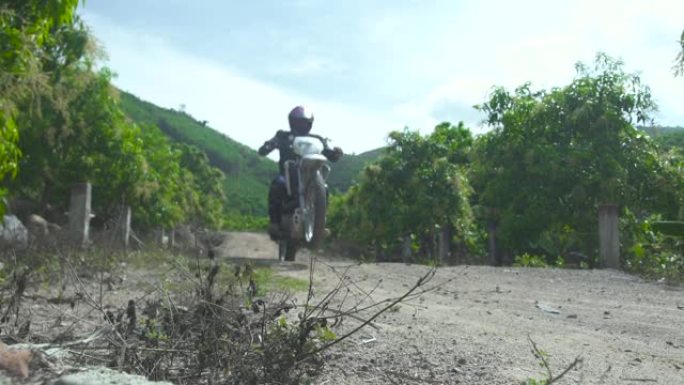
(158, 228, 167, 247)
(68, 183, 92, 246)
(121, 206, 131, 252)
(168, 228, 175, 248)
(401, 236, 412, 263)
(487, 221, 498, 266)
(438, 225, 451, 264)
(599, 204, 620, 269)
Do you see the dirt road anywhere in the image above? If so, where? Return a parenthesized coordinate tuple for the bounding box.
(217, 232, 684, 385)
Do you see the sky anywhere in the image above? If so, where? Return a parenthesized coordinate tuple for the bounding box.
(80, 0, 684, 154)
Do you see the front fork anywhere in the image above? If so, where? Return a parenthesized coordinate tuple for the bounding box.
(283, 159, 330, 239)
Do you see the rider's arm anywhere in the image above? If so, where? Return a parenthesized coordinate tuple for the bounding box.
(323, 145, 343, 162)
(258, 134, 278, 156)
(308, 134, 343, 162)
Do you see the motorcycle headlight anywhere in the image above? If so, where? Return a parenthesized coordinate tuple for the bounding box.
(293, 137, 324, 156)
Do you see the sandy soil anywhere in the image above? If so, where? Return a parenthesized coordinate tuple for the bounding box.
(4, 231, 681, 384)
(216, 232, 684, 385)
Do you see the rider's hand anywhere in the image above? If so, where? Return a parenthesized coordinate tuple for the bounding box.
(332, 147, 343, 159)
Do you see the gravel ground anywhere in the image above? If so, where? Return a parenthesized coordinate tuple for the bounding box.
(3, 231, 681, 385)
(217, 232, 684, 385)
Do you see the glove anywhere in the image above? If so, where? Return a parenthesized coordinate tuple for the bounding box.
(331, 146, 343, 161)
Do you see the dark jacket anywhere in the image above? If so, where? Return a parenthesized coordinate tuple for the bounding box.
(258, 130, 342, 174)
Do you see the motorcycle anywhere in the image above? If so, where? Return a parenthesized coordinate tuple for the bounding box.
(277, 135, 331, 261)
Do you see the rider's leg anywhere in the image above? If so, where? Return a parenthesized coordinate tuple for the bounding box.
(267, 175, 287, 239)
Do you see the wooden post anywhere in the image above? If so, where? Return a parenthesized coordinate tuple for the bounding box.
(68, 183, 92, 246)
(599, 204, 620, 269)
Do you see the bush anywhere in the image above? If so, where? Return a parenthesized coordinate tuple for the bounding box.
(513, 253, 549, 268)
(621, 212, 684, 282)
(223, 214, 268, 231)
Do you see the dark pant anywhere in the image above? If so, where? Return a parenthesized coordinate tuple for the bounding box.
(268, 175, 288, 224)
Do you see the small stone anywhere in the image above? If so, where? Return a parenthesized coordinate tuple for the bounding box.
(457, 357, 467, 365)
(567, 314, 578, 319)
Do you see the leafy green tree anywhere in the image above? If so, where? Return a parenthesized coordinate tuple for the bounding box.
(177, 144, 226, 228)
(472, 53, 683, 260)
(330, 122, 479, 261)
(7, 14, 226, 231)
(674, 29, 684, 77)
(132, 125, 187, 230)
(129, 127, 225, 231)
(12, 39, 148, 222)
(0, 0, 80, 213)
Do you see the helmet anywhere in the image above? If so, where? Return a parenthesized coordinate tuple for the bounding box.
(288, 106, 314, 135)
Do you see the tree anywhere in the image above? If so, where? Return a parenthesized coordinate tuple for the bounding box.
(12, 35, 149, 222)
(177, 144, 226, 229)
(674, 29, 684, 77)
(0, 0, 80, 213)
(7, 15, 226, 231)
(472, 53, 683, 260)
(329, 122, 478, 261)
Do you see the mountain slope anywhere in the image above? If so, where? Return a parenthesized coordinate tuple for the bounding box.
(327, 148, 384, 192)
(641, 125, 684, 152)
(118, 91, 276, 216)
(117, 90, 385, 213)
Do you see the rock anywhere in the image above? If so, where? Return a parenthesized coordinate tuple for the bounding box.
(51, 367, 174, 385)
(0, 215, 28, 246)
(0, 341, 32, 378)
(26, 214, 62, 239)
(535, 302, 561, 315)
(27, 214, 49, 236)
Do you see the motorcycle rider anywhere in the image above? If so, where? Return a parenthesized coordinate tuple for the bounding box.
(258, 106, 343, 239)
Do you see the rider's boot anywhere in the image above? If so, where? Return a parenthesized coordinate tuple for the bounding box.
(268, 222, 281, 241)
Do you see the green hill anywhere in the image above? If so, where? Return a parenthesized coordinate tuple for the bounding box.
(328, 148, 384, 192)
(117, 90, 384, 213)
(641, 125, 684, 152)
(118, 91, 277, 216)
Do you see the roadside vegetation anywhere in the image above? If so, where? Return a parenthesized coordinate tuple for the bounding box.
(329, 53, 684, 282)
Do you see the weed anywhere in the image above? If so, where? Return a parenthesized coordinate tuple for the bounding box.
(513, 253, 549, 268)
(525, 336, 583, 385)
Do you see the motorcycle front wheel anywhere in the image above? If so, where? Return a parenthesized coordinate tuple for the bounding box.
(304, 174, 327, 249)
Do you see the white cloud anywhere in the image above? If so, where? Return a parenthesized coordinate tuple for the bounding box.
(82, 0, 684, 159)
(84, 13, 402, 154)
(386, 0, 684, 133)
